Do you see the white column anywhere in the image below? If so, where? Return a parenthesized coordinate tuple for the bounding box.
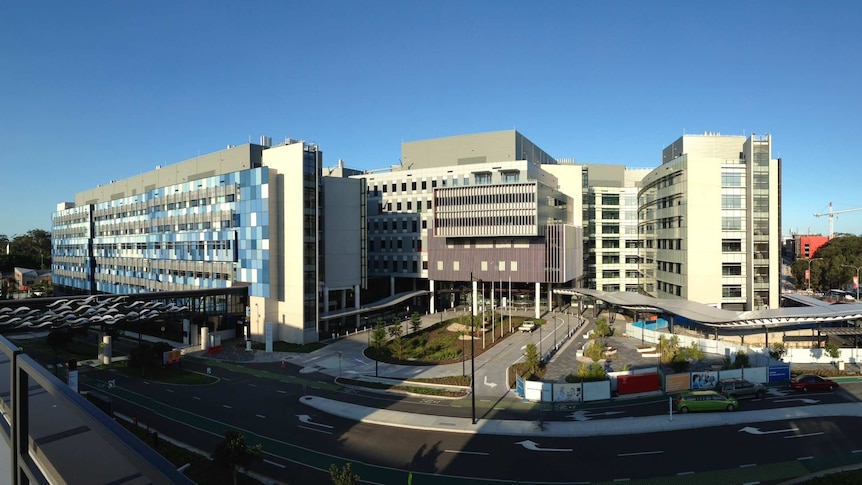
(101, 335, 112, 366)
(201, 327, 209, 351)
(535, 282, 541, 319)
(548, 284, 553, 313)
(429, 279, 436, 314)
(390, 276, 395, 295)
(354, 284, 361, 327)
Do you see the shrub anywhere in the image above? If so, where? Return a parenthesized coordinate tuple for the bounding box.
(583, 339, 605, 362)
(733, 350, 750, 369)
(768, 342, 787, 361)
(576, 362, 607, 382)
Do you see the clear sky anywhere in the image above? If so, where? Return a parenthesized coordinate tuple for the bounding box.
(2, 1, 861, 238)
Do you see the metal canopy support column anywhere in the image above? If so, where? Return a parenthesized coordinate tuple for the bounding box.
(535, 282, 541, 319)
(429, 280, 435, 314)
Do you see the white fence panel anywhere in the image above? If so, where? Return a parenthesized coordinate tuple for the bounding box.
(742, 367, 768, 383)
(524, 380, 544, 402)
(583, 380, 612, 402)
(719, 369, 743, 380)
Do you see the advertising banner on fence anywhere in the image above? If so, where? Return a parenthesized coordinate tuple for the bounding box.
(690, 371, 718, 390)
(665, 373, 690, 393)
(768, 365, 791, 383)
(552, 382, 582, 402)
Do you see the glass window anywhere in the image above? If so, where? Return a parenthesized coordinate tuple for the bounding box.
(721, 217, 742, 230)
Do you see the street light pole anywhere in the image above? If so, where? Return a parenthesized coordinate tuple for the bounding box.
(841, 264, 862, 301)
(806, 257, 823, 292)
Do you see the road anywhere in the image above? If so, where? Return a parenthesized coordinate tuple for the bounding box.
(78, 356, 862, 484)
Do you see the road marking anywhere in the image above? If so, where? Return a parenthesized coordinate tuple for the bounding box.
(785, 432, 824, 439)
(676, 471, 694, 476)
(797, 456, 814, 460)
(277, 390, 287, 394)
(298, 425, 332, 435)
(775, 398, 819, 404)
(740, 463, 757, 468)
(264, 459, 286, 469)
(852, 449, 862, 454)
(618, 450, 663, 457)
(256, 414, 266, 419)
(165, 389, 174, 393)
(613, 479, 630, 482)
(192, 396, 201, 400)
(742, 482, 761, 485)
(443, 449, 490, 456)
(248, 383, 257, 387)
(739, 426, 798, 435)
(516, 440, 572, 452)
(223, 404, 232, 409)
(297, 414, 333, 429)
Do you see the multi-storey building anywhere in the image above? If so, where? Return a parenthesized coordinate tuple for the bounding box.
(352, 131, 583, 317)
(638, 133, 781, 310)
(52, 138, 364, 344)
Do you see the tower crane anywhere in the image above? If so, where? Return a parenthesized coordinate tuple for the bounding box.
(813, 202, 862, 239)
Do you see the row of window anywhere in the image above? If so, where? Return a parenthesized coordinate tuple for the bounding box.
(435, 215, 537, 228)
(368, 219, 425, 233)
(381, 200, 433, 212)
(370, 172, 522, 196)
(94, 241, 234, 252)
(436, 192, 536, 207)
(369, 238, 422, 252)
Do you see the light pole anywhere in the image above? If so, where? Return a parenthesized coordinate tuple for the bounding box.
(806, 257, 823, 293)
(842, 264, 862, 301)
(553, 316, 562, 349)
(337, 351, 342, 378)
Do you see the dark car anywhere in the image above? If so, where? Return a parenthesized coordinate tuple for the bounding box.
(715, 378, 766, 399)
(789, 374, 838, 392)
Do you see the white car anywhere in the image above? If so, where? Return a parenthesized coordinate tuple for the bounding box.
(519, 321, 537, 332)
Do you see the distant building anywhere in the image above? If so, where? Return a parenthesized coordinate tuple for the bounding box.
(638, 133, 782, 311)
(795, 234, 829, 260)
(52, 138, 364, 344)
(351, 130, 583, 317)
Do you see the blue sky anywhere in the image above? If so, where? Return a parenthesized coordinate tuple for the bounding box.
(2, 1, 861, 238)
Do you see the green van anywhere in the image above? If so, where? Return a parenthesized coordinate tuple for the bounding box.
(675, 390, 738, 413)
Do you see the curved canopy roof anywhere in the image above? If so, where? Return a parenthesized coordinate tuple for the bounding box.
(555, 288, 862, 329)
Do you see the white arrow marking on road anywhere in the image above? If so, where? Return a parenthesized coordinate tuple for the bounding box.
(739, 426, 799, 435)
(297, 414, 333, 429)
(484, 375, 497, 388)
(567, 410, 625, 421)
(775, 398, 819, 404)
(516, 440, 572, 452)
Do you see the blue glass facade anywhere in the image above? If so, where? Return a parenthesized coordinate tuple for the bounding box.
(52, 167, 271, 299)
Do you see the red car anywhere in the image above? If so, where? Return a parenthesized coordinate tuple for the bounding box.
(789, 374, 838, 392)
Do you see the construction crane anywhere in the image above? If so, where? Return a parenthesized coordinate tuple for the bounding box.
(813, 202, 862, 239)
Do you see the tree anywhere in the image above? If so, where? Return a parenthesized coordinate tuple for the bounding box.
(768, 342, 787, 361)
(576, 362, 608, 382)
(370, 322, 387, 377)
(584, 339, 605, 362)
(825, 341, 841, 359)
(523, 343, 540, 377)
(388, 321, 404, 360)
(410, 311, 422, 334)
(329, 462, 359, 485)
(593, 317, 612, 338)
(733, 350, 750, 369)
(212, 430, 262, 485)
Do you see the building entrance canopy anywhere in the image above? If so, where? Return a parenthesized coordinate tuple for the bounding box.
(554, 288, 862, 329)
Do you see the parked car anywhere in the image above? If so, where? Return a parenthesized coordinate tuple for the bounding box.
(789, 374, 838, 392)
(715, 378, 766, 399)
(675, 390, 738, 413)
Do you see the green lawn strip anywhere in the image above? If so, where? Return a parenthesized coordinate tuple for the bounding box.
(337, 377, 467, 397)
(110, 363, 219, 385)
(595, 460, 810, 485)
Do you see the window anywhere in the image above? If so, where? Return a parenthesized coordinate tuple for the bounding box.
(411, 181, 417, 190)
(722, 239, 742, 252)
(721, 217, 742, 230)
(475, 173, 492, 184)
(601, 194, 620, 205)
(721, 195, 743, 209)
(721, 172, 742, 187)
(502, 171, 519, 183)
(722, 285, 743, 298)
(722, 263, 742, 276)
(421, 181, 427, 190)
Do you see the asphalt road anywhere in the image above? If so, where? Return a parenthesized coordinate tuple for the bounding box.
(77, 355, 862, 485)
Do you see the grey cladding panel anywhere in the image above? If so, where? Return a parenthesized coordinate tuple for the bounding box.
(458, 156, 487, 165)
(188, 170, 217, 182)
(111, 192, 125, 200)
